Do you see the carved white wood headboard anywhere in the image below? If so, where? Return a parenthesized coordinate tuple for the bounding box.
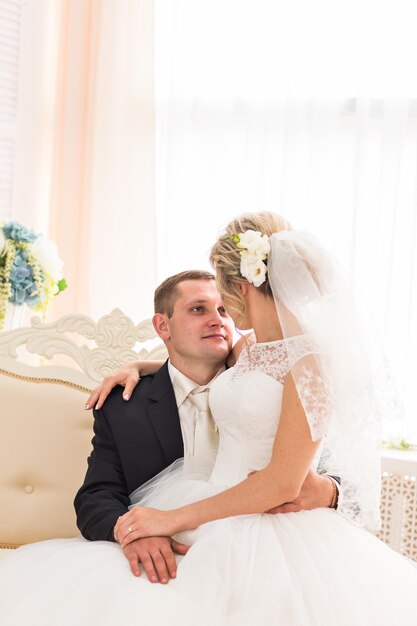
(0, 308, 168, 388)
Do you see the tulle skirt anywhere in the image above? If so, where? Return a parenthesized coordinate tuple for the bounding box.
(1, 461, 416, 626)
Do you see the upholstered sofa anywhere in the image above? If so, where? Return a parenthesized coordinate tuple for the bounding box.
(0, 309, 167, 555)
(0, 310, 416, 562)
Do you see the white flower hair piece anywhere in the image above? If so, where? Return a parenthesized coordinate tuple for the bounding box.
(228, 230, 270, 287)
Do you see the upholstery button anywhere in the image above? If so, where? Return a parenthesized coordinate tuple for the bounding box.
(24, 485, 34, 494)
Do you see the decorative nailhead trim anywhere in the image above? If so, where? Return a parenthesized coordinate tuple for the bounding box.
(0, 368, 91, 394)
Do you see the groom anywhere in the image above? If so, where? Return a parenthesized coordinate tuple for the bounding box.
(75, 270, 337, 583)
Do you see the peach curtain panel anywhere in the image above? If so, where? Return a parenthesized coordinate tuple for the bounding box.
(14, 0, 157, 322)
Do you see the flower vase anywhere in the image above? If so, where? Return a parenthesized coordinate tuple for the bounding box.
(3, 302, 28, 331)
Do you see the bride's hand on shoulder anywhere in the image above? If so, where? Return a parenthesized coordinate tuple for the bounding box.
(114, 507, 179, 548)
(84, 360, 164, 410)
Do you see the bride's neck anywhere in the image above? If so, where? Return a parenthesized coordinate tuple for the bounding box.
(247, 292, 283, 343)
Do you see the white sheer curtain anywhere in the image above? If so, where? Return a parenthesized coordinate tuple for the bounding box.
(155, 0, 417, 440)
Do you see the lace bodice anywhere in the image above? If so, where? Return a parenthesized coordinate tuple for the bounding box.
(209, 335, 316, 486)
(231, 334, 316, 383)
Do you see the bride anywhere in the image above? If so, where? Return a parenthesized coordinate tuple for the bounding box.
(1, 211, 416, 625)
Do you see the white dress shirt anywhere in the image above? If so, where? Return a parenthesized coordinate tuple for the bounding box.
(167, 361, 225, 457)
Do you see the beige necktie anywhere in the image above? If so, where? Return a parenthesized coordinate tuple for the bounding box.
(188, 389, 219, 458)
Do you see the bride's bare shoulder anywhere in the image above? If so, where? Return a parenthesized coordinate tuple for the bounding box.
(226, 333, 255, 367)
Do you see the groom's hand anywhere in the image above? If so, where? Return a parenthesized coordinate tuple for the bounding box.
(123, 537, 189, 583)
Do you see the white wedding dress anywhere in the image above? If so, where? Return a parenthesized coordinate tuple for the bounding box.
(1, 337, 416, 626)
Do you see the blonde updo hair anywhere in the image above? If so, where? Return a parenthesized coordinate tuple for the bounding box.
(209, 212, 291, 325)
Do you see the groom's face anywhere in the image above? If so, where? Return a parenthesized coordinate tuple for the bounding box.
(153, 279, 233, 367)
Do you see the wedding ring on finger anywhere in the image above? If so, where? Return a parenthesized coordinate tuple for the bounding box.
(127, 526, 134, 534)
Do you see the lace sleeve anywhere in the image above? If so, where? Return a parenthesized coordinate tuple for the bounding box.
(283, 335, 331, 441)
(293, 364, 331, 440)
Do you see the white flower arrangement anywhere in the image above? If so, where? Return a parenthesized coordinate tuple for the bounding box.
(0, 221, 67, 330)
(229, 230, 270, 287)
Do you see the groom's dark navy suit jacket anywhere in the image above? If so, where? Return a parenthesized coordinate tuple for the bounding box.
(74, 362, 184, 542)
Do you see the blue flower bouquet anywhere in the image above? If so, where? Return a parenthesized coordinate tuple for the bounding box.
(0, 221, 67, 329)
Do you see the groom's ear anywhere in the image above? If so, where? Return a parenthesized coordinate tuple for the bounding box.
(152, 313, 170, 341)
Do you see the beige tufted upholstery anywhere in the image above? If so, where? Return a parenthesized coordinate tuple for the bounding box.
(0, 370, 92, 548)
(0, 309, 167, 556)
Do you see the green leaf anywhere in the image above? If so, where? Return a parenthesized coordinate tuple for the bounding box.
(57, 278, 68, 293)
(382, 438, 417, 451)
(225, 233, 241, 244)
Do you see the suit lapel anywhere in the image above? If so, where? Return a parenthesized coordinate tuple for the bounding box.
(146, 362, 184, 465)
